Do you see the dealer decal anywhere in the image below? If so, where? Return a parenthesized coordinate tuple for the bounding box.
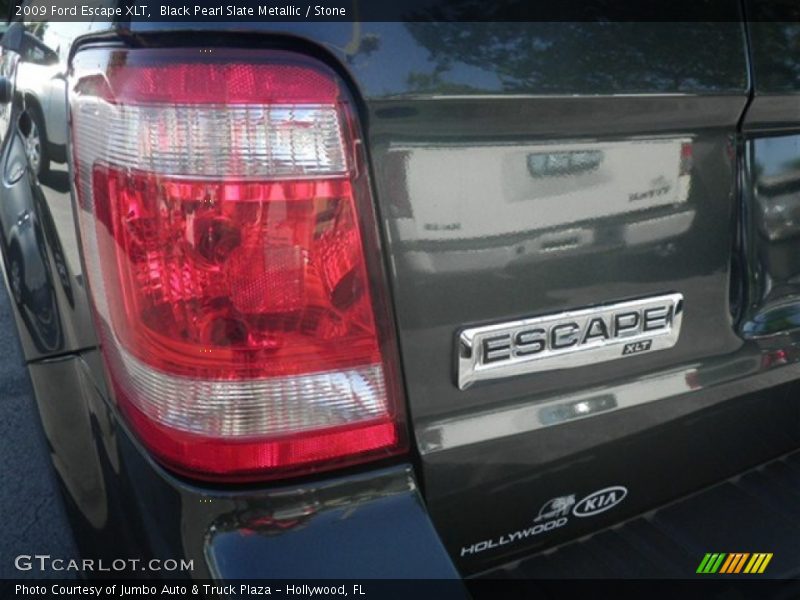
(460, 485, 628, 556)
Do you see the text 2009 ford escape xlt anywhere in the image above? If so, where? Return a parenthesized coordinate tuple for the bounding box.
(3, 2, 800, 592)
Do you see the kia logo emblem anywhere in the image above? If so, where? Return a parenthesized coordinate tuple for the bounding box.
(573, 486, 628, 517)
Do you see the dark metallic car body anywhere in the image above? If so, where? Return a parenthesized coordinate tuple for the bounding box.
(4, 2, 800, 585)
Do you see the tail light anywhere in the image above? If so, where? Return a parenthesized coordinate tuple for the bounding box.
(69, 47, 406, 480)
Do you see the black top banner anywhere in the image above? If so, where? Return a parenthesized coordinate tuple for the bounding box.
(5, 0, 800, 23)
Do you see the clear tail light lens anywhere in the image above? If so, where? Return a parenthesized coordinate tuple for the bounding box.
(70, 48, 406, 480)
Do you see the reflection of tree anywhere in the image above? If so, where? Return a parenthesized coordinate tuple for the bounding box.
(405, 20, 747, 94)
(749, 23, 800, 92)
(337, 22, 381, 66)
(352, 33, 380, 59)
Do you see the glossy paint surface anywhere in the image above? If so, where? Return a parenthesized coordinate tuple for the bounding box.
(0, 24, 95, 360)
(356, 24, 754, 570)
(129, 22, 748, 97)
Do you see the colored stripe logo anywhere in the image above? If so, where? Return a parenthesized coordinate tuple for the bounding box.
(696, 553, 773, 574)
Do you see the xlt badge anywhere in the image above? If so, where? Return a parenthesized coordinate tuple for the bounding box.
(457, 293, 683, 389)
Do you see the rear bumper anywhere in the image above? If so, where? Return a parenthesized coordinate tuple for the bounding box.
(26, 351, 462, 581)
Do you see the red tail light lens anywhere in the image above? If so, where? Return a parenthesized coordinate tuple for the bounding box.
(70, 48, 406, 480)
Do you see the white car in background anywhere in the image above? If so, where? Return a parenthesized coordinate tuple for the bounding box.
(14, 22, 99, 176)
